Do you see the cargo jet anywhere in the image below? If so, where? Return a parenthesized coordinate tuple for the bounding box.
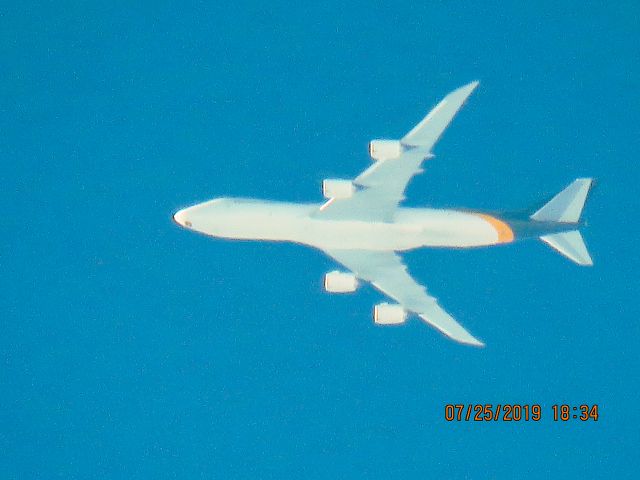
(173, 82, 593, 346)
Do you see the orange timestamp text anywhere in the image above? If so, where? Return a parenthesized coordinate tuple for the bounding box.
(444, 404, 599, 422)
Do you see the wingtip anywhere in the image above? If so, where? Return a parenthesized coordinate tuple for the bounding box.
(466, 338, 486, 348)
(446, 330, 485, 348)
(575, 177, 594, 187)
(449, 80, 480, 100)
(466, 80, 480, 90)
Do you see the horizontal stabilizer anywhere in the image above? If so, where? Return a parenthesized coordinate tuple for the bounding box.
(531, 178, 593, 223)
(540, 230, 593, 266)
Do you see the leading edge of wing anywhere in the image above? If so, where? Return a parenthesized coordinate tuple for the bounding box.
(322, 249, 485, 347)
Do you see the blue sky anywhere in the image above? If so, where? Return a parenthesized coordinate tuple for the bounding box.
(2, 1, 639, 478)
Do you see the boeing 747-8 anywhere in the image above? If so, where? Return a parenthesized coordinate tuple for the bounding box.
(173, 82, 593, 346)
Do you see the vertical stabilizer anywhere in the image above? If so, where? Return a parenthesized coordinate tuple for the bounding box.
(531, 178, 593, 223)
(540, 230, 593, 266)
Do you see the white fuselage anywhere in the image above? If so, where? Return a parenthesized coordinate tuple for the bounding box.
(173, 198, 510, 251)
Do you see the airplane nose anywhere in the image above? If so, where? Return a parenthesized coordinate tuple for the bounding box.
(173, 209, 192, 228)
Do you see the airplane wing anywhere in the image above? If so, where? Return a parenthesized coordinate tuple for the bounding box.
(315, 81, 479, 222)
(323, 248, 484, 346)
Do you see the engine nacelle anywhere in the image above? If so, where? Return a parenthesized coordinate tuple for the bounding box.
(369, 139, 403, 162)
(373, 303, 407, 325)
(324, 271, 358, 293)
(322, 179, 354, 199)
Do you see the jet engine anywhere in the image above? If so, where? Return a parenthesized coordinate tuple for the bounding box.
(373, 303, 407, 325)
(368, 139, 403, 162)
(324, 271, 358, 293)
(322, 179, 354, 199)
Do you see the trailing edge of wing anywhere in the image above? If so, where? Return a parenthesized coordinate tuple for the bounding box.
(322, 249, 484, 347)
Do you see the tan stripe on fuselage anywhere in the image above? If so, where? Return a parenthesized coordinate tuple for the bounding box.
(476, 214, 514, 243)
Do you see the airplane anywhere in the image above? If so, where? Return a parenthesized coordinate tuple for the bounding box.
(173, 81, 593, 347)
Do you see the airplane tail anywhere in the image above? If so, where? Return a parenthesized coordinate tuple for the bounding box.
(531, 178, 594, 266)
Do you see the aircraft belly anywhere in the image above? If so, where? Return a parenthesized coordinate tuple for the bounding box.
(194, 203, 500, 250)
(302, 220, 424, 251)
(304, 210, 500, 251)
(395, 209, 500, 248)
